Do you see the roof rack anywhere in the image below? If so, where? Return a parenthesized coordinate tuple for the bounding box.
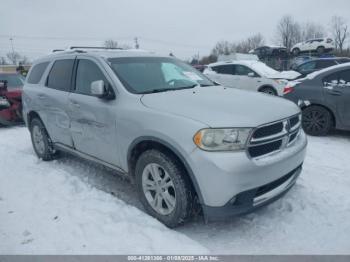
(69, 46, 124, 50)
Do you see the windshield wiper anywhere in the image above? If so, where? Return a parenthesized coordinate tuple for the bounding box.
(142, 84, 198, 94)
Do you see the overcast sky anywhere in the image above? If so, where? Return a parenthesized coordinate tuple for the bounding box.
(1, 0, 349, 61)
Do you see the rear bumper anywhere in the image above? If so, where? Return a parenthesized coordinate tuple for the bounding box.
(202, 165, 302, 221)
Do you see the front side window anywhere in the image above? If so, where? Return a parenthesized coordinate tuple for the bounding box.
(108, 57, 214, 94)
(47, 59, 74, 91)
(298, 61, 316, 73)
(323, 70, 350, 87)
(75, 59, 108, 95)
(212, 65, 234, 75)
(27, 62, 49, 84)
(234, 65, 257, 76)
(316, 60, 336, 69)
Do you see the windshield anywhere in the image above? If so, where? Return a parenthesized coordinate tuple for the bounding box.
(0, 74, 24, 89)
(108, 57, 214, 94)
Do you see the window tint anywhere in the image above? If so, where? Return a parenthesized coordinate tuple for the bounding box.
(324, 70, 350, 86)
(75, 59, 108, 95)
(298, 61, 316, 72)
(234, 65, 256, 76)
(27, 62, 49, 84)
(47, 59, 74, 91)
(316, 60, 336, 69)
(212, 65, 234, 75)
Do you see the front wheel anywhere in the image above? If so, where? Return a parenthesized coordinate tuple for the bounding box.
(135, 150, 195, 228)
(317, 46, 325, 54)
(302, 106, 333, 136)
(292, 48, 300, 56)
(30, 118, 58, 161)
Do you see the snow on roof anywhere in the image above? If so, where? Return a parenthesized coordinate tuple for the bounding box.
(307, 62, 350, 79)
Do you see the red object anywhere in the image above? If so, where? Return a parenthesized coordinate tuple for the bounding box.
(0, 73, 23, 125)
(283, 86, 294, 95)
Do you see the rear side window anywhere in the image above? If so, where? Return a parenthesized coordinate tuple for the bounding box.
(47, 59, 74, 91)
(27, 62, 49, 84)
(75, 59, 108, 95)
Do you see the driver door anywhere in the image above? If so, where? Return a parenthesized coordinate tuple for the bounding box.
(68, 57, 119, 166)
(233, 65, 261, 92)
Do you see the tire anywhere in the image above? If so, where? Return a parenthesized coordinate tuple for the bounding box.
(317, 46, 325, 54)
(292, 48, 300, 56)
(30, 118, 57, 161)
(302, 106, 333, 136)
(135, 149, 195, 228)
(259, 86, 277, 96)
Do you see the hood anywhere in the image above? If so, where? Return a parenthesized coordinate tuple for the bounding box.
(267, 70, 301, 80)
(141, 86, 300, 127)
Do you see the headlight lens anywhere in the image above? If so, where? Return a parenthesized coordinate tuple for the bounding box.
(193, 128, 252, 151)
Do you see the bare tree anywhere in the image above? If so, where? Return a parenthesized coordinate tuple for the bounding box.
(301, 22, 325, 41)
(330, 16, 349, 53)
(211, 41, 235, 56)
(6, 51, 21, 65)
(104, 39, 119, 48)
(236, 33, 265, 53)
(0, 57, 7, 65)
(275, 15, 301, 50)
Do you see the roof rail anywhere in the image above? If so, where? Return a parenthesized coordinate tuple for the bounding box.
(69, 46, 124, 50)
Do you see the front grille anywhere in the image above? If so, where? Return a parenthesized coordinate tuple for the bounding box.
(247, 114, 301, 159)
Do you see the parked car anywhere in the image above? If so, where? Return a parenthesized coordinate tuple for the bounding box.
(291, 57, 350, 78)
(249, 46, 288, 60)
(284, 63, 350, 136)
(192, 64, 207, 72)
(291, 38, 335, 56)
(0, 73, 24, 126)
(203, 60, 300, 96)
(23, 48, 307, 227)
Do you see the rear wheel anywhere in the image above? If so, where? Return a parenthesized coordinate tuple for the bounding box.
(135, 149, 194, 228)
(302, 106, 333, 136)
(30, 118, 58, 161)
(259, 86, 277, 96)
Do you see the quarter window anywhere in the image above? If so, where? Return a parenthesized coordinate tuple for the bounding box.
(27, 62, 49, 84)
(47, 60, 74, 91)
(75, 59, 108, 95)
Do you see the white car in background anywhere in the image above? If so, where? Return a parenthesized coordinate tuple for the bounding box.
(291, 38, 335, 56)
(203, 60, 300, 96)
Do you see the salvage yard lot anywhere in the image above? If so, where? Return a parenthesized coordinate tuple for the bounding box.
(1, 127, 350, 254)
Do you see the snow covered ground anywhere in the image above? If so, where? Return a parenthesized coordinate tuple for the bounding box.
(1, 126, 350, 254)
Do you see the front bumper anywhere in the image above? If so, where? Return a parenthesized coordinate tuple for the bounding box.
(187, 129, 307, 218)
(202, 165, 302, 221)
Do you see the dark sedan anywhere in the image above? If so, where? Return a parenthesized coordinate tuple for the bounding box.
(283, 63, 350, 136)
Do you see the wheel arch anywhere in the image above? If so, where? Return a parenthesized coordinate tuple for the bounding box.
(27, 111, 43, 127)
(127, 136, 204, 204)
(258, 85, 277, 94)
(301, 103, 336, 127)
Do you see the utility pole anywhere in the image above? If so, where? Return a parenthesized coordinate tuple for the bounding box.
(134, 37, 139, 49)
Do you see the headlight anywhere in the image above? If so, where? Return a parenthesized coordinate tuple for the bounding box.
(193, 128, 252, 151)
(0, 97, 10, 108)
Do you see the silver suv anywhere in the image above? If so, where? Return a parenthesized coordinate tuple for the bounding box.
(23, 48, 307, 227)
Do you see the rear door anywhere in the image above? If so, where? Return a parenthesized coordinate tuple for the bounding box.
(41, 58, 75, 146)
(68, 57, 119, 166)
(323, 69, 350, 127)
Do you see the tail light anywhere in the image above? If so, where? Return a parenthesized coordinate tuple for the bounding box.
(283, 86, 294, 95)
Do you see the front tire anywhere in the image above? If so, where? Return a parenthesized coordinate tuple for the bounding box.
(259, 86, 277, 96)
(292, 48, 300, 56)
(30, 118, 57, 161)
(302, 106, 333, 136)
(135, 149, 194, 228)
(317, 46, 325, 54)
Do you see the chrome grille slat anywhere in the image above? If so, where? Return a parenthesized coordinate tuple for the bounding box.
(247, 114, 301, 159)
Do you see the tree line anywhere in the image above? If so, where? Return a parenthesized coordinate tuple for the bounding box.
(196, 14, 349, 65)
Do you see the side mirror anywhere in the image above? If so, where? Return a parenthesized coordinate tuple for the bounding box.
(247, 72, 255, 77)
(91, 80, 115, 100)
